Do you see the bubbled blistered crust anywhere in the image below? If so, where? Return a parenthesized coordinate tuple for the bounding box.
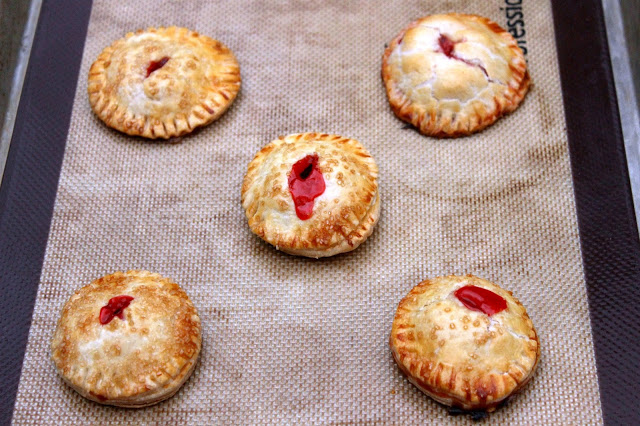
(50, 271, 202, 407)
(88, 27, 241, 139)
(241, 133, 380, 258)
(390, 275, 540, 411)
(381, 14, 530, 137)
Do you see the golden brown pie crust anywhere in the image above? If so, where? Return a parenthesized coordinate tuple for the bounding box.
(382, 14, 530, 137)
(390, 275, 540, 411)
(88, 27, 241, 139)
(51, 270, 202, 407)
(241, 133, 380, 258)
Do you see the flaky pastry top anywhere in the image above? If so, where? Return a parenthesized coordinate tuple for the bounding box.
(382, 14, 529, 136)
(241, 133, 379, 257)
(88, 27, 240, 139)
(51, 271, 201, 405)
(390, 275, 539, 410)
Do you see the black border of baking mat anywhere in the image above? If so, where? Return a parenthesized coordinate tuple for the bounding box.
(0, 0, 93, 423)
(551, 0, 640, 424)
(0, 0, 639, 424)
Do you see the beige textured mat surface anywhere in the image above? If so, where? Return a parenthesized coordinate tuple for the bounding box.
(12, 0, 602, 423)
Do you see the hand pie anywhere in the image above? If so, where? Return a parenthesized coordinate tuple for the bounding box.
(242, 133, 380, 258)
(51, 271, 202, 407)
(382, 14, 530, 137)
(88, 27, 241, 139)
(390, 275, 540, 412)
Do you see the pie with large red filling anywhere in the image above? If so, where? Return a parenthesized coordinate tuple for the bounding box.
(390, 275, 540, 411)
(242, 133, 380, 258)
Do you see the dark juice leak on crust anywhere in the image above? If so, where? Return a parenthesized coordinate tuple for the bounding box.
(437, 34, 490, 78)
(288, 154, 325, 220)
(99, 295, 134, 325)
(454, 285, 507, 316)
(146, 56, 169, 78)
(438, 34, 456, 58)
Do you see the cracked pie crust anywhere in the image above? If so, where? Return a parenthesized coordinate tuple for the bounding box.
(88, 27, 241, 139)
(390, 275, 540, 412)
(242, 133, 380, 258)
(51, 271, 202, 407)
(382, 14, 530, 137)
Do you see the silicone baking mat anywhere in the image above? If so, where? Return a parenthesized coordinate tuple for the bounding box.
(1, 0, 639, 424)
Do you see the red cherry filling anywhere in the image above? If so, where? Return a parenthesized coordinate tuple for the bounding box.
(145, 56, 170, 78)
(288, 154, 325, 220)
(99, 295, 134, 325)
(454, 285, 507, 316)
(438, 34, 456, 58)
(437, 34, 490, 79)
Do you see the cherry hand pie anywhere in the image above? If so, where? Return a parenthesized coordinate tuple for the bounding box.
(88, 27, 241, 139)
(51, 271, 202, 407)
(242, 133, 380, 258)
(382, 14, 530, 137)
(390, 275, 540, 411)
